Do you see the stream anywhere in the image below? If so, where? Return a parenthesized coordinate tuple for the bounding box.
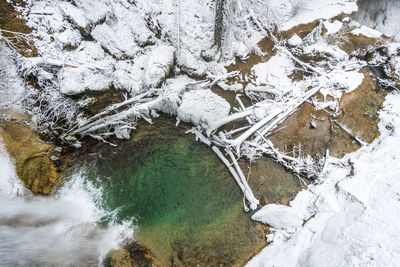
(0, 2, 393, 264)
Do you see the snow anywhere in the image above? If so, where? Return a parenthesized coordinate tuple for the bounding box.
(59, 67, 112, 96)
(143, 45, 175, 88)
(0, 45, 24, 108)
(252, 204, 304, 230)
(351, 25, 383, 38)
(281, 0, 358, 31)
(323, 20, 343, 35)
(177, 89, 230, 129)
(0, 136, 25, 197)
(247, 91, 400, 266)
(328, 69, 365, 93)
(91, 20, 148, 59)
(57, 29, 82, 48)
(287, 34, 303, 47)
(59, 2, 90, 30)
(177, 49, 206, 77)
(251, 53, 295, 95)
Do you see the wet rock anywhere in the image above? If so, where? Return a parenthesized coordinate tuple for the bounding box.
(104, 242, 156, 267)
(0, 121, 60, 195)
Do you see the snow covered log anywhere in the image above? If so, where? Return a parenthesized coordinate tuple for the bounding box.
(212, 146, 259, 211)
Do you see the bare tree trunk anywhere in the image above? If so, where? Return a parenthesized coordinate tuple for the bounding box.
(214, 0, 226, 48)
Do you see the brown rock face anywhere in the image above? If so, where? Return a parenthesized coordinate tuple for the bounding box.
(0, 121, 59, 195)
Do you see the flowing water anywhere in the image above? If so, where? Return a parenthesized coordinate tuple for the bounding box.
(0, 138, 132, 266)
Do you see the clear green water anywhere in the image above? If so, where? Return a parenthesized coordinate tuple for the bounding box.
(81, 118, 267, 266)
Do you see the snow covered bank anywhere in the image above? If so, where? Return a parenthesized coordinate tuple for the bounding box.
(247, 91, 400, 266)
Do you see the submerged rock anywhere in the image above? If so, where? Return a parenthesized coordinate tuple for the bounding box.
(104, 242, 156, 267)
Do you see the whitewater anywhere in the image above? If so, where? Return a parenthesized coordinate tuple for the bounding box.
(0, 138, 133, 266)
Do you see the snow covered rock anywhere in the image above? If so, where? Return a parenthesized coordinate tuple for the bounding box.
(113, 61, 141, 93)
(72, 0, 109, 25)
(153, 76, 192, 116)
(57, 29, 82, 49)
(252, 204, 304, 230)
(143, 45, 175, 88)
(59, 2, 90, 32)
(251, 53, 295, 94)
(177, 89, 230, 129)
(114, 125, 131, 140)
(91, 23, 139, 59)
(176, 49, 206, 78)
(323, 20, 343, 35)
(59, 68, 112, 96)
(287, 34, 303, 47)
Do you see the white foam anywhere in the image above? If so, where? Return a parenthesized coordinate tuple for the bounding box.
(0, 136, 25, 197)
(0, 138, 134, 265)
